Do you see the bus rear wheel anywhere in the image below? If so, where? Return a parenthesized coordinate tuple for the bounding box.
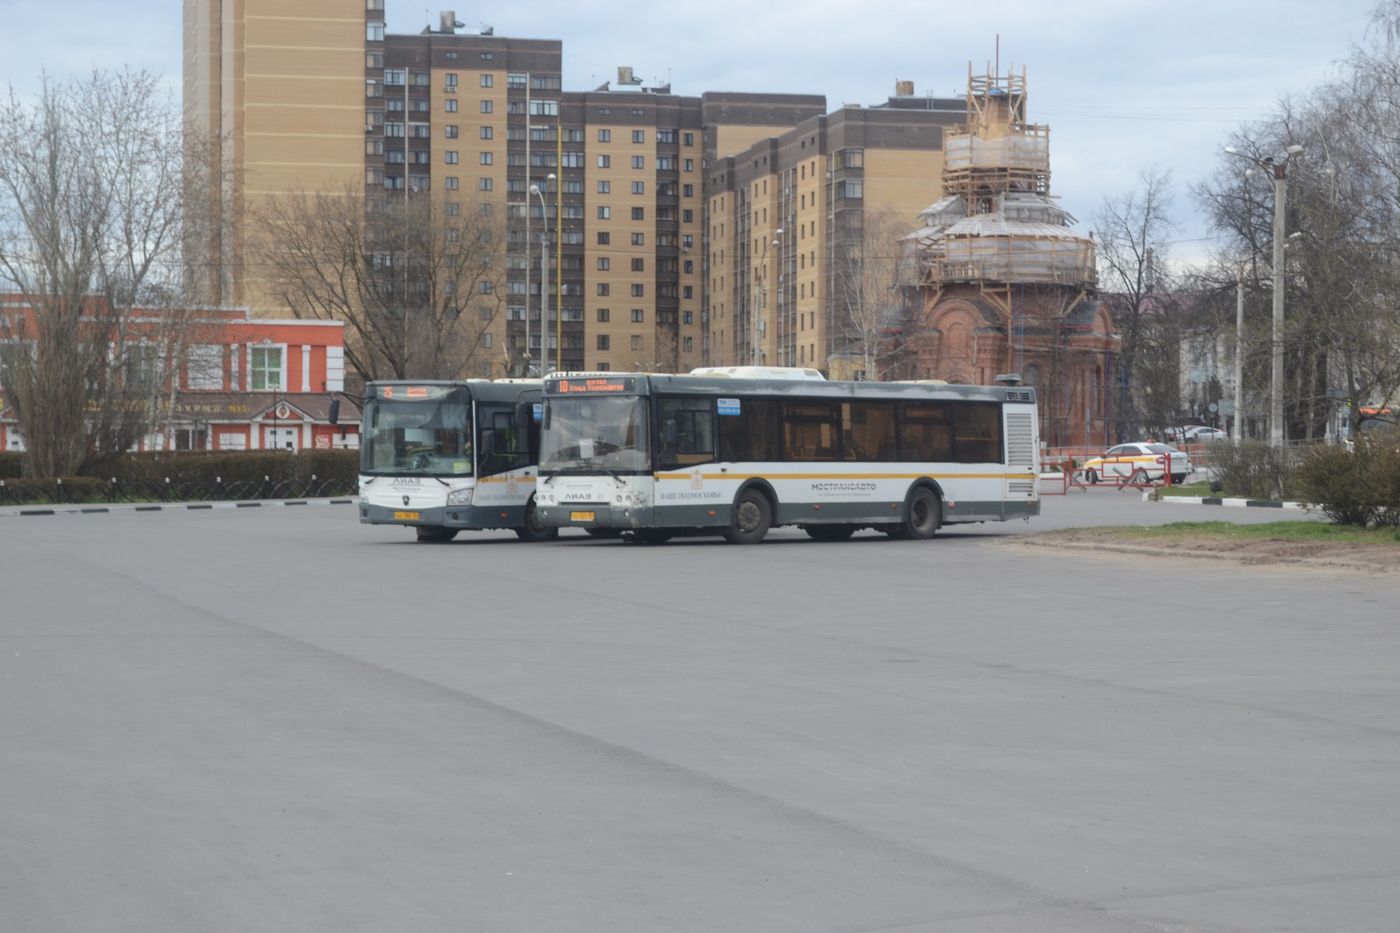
(415, 526, 458, 543)
(805, 524, 856, 542)
(515, 497, 559, 542)
(892, 487, 940, 540)
(724, 489, 772, 544)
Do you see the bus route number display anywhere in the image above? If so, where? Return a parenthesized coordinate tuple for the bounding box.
(551, 377, 637, 394)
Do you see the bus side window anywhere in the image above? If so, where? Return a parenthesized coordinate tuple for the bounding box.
(658, 397, 714, 469)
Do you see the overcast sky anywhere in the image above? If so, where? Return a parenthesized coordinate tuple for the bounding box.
(2, 0, 1380, 263)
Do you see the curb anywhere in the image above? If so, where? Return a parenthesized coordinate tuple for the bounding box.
(1160, 495, 1311, 511)
(0, 498, 356, 518)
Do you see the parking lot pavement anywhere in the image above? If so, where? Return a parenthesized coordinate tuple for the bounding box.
(2, 502, 1394, 933)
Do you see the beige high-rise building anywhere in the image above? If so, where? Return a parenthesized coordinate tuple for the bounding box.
(186, 2, 961, 377)
(184, 0, 372, 309)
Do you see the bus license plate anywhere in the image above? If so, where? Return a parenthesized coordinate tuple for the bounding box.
(394, 511, 420, 520)
(570, 511, 596, 522)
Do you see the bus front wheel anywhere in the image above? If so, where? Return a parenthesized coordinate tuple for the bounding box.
(515, 497, 560, 542)
(724, 489, 772, 544)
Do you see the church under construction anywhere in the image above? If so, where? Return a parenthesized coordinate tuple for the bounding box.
(898, 67, 1119, 448)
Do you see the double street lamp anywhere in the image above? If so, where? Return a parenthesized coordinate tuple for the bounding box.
(524, 172, 556, 377)
(1225, 143, 1303, 447)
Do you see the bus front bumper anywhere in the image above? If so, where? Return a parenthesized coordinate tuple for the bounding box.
(537, 502, 651, 530)
(359, 502, 527, 529)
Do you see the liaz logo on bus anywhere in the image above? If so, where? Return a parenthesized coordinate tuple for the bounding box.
(550, 377, 637, 394)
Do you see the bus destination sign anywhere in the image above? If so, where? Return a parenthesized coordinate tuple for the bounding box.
(549, 376, 637, 395)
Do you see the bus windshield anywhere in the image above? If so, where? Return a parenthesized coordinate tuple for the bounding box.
(361, 394, 472, 476)
(542, 396, 649, 473)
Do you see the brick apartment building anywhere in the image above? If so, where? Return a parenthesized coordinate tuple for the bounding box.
(184, 1, 964, 377)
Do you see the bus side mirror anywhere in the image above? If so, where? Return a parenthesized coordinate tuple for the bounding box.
(327, 399, 340, 426)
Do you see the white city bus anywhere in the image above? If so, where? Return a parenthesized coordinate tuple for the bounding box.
(353, 380, 556, 542)
(534, 372, 1039, 543)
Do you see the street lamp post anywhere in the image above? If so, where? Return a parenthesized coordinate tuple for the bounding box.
(1234, 264, 1245, 442)
(529, 173, 556, 376)
(752, 229, 782, 365)
(1225, 144, 1303, 447)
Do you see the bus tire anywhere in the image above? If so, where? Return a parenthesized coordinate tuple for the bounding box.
(895, 486, 941, 540)
(805, 524, 856, 542)
(514, 496, 559, 542)
(415, 526, 458, 543)
(724, 489, 772, 544)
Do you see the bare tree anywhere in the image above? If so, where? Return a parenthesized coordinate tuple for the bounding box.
(1094, 167, 1177, 441)
(255, 187, 505, 384)
(831, 209, 917, 380)
(0, 70, 207, 477)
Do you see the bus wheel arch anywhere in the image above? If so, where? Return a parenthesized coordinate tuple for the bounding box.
(724, 481, 776, 544)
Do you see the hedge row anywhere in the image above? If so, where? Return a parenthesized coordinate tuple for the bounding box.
(0, 450, 358, 505)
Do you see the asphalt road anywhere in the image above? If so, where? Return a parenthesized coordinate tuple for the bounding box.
(2, 496, 1396, 932)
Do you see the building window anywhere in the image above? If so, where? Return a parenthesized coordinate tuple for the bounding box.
(682, 209, 693, 223)
(596, 154, 611, 168)
(683, 311, 693, 325)
(476, 151, 492, 165)
(444, 73, 459, 90)
(597, 206, 611, 219)
(445, 99, 459, 114)
(683, 336, 694, 352)
(682, 183, 694, 198)
(367, 21, 385, 41)
(597, 335, 610, 351)
(561, 152, 584, 168)
(480, 100, 493, 113)
(597, 129, 611, 142)
(476, 177, 490, 191)
(631, 233, 645, 246)
(597, 308, 610, 322)
(479, 124, 495, 140)
(446, 202, 460, 216)
(597, 180, 611, 194)
(384, 69, 404, 85)
(366, 50, 383, 68)
(529, 99, 558, 117)
(631, 206, 645, 220)
(683, 158, 694, 172)
(630, 335, 644, 351)
(480, 73, 493, 87)
(596, 283, 610, 296)
(632, 130, 645, 144)
(251, 347, 283, 391)
(597, 257, 610, 270)
(507, 73, 527, 89)
(683, 132, 694, 146)
(630, 308, 645, 323)
(445, 151, 459, 164)
(630, 284, 644, 298)
(657, 129, 676, 144)
(597, 232, 610, 245)
(631, 155, 645, 170)
(631, 181, 645, 195)
(630, 258, 645, 272)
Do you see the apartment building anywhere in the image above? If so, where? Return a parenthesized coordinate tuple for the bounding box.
(186, 2, 959, 376)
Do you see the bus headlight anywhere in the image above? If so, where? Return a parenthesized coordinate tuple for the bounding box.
(446, 488, 473, 506)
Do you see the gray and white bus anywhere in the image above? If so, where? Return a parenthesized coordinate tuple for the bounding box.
(534, 372, 1039, 543)
(355, 380, 556, 542)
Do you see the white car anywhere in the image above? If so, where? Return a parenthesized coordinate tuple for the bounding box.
(1184, 426, 1229, 443)
(1082, 443, 1192, 485)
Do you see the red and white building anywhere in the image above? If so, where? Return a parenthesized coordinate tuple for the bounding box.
(0, 300, 359, 453)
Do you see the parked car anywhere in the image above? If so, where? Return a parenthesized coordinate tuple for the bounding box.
(1081, 442, 1192, 485)
(1183, 426, 1229, 443)
(1164, 424, 1210, 443)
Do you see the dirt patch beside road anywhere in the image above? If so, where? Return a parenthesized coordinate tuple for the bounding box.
(1011, 527, 1400, 575)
